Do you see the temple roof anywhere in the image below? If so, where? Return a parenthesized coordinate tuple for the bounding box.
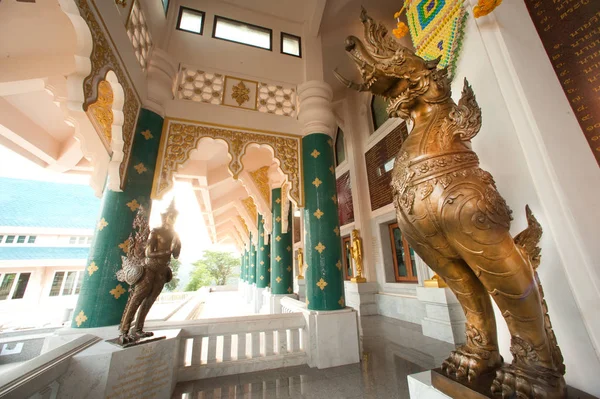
(0, 246, 89, 260)
(0, 177, 100, 229)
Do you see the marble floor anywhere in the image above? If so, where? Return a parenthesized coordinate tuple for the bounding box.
(172, 315, 456, 399)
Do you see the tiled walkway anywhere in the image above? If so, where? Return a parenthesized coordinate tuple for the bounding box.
(172, 315, 456, 398)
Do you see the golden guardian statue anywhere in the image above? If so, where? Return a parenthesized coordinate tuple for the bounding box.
(336, 9, 565, 398)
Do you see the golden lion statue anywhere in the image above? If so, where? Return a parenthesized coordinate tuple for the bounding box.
(336, 9, 565, 398)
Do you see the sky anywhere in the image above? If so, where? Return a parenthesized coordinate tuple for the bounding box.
(0, 144, 240, 269)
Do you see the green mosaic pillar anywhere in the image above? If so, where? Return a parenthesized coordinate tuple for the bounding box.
(72, 108, 164, 328)
(244, 245, 250, 281)
(256, 214, 271, 288)
(270, 188, 294, 295)
(303, 133, 345, 310)
(248, 233, 257, 285)
(240, 248, 247, 282)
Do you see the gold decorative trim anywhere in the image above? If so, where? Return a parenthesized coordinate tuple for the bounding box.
(249, 166, 271, 206)
(76, 0, 141, 190)
(152, 119, 303, 206)
(231, 80, 251, 106)
(87, 80, 114, 152)
(242, 197, 258, 225)
(238, 216, 249, 236)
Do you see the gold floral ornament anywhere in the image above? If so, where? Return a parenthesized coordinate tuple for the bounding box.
(392, 7, 409, 38)
(110, 284, 126, 299)
(97, 218, 108, 231)
(336, 260, 342, 270)
(134, 162, 147, 174)
(141, 129, 153, 140)
(314, 209, 324, 219)
(329, 166, 335, 174)
(473, 0, 502, 18)
(312, 177, 322, 188)
(75, 310, 88, 327)
(315, 242, 326, 254)
(338, 296, 345, 307)
(231, 81, 250, 106)
(287, 265, 292, 272)
(287, 287, 293, 293)
(276, 255, 282, 262)
(88, 80, 114, 149)
(126, 199, 140, 212)
(334, 226, 340, 236)
(87, 261, 99, 276)
(276, 216, 282, 223)
(316, 278, 328, 290)
(276, 276, 282, 283)
(276, 198, 281, 204)
(311, 149, 321, 158)
(118, 239, 130, 254)
(276, 235, 282, 242)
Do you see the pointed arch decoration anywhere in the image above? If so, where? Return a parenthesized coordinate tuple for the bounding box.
(75, 0, 141, 190)
(152, 118, 304, 206)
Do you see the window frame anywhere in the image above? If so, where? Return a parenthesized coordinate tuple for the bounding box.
(212, 15, 273, 51)
(280, 32, 302, 58)
(341, 235, 353, 281)
(388, 222, 418, 283)
(0, 272, 31, 300)
(49, 270, 83, 297)
(176, 6, 205, 36)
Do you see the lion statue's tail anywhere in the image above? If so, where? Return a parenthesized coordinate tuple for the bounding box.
(514, 205, 565, 374)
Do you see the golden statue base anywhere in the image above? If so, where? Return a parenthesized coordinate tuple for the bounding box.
(351, 276, 367, 283)
(424, 275, 447, 288)
(431, 368, 593, 399)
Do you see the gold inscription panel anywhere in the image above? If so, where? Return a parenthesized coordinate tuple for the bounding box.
(525, 0, 600, 166)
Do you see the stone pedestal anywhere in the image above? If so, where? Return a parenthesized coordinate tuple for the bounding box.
(57, 329, 181, 398)
(416, 287, 466, 345)
(295, 278, 306, 302)
(344, 281, 378, 315)
(304, 307, 360, 369)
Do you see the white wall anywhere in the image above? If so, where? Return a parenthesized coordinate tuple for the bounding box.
(449, 1, 600, 393)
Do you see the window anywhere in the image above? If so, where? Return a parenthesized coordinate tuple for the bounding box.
(27, 236, 36, 244)
(49, 271, 83, 297)
(213, 16, 272, 51)
(377, 157, 395, 176)
(177, 7, 205, 35)
(342, 236, 353, 281)
(281, 32, 301, 57)
(0, 273, 31, 300)
(69, 237, 77, 245)
(78, 236, 86, 244)
(161, 0, 169, 15)
(371, 96, 390, 132)
(388, 222, 418, 282)
(335, 127, 346, 166)
(87, 237, 93, 244)
(5, 236, 15, 244)
(0, 235, 3, 243)
(16, 236, 26, 244)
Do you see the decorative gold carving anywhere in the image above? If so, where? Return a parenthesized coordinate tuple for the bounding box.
(152, 120, 302, 206)
(238, 216, 249, 237)
(316, 278, 328, 290)
(297, 248, 304, 279)
(76, 0, 140, 190)
(275, 236, 281, 242)
(333, 226, 340, 236)
(87, 261, 99, 276)
(336, 260, 342, 270)
(87, 80, 114, 150)
(242, 197, 258, 224)
(231, 81, 250, 106)
(118, 239, 130, 254)
(340, 10, 566, 397)
(97, 218, 108, 231)
(249, 166, 271, 206)
(313, 209, 324, 219)
(276, 216, 281, 223)
(75, 310, 88, 327)
(115, 0, 127, 7)
(315, 242, 326, 254)
(312, 178, 322, 188)
(276, 276, 282, 283)
(311, 149, 321, 158)
(110, 284, 126, 299)
(276, 255, 281, 262)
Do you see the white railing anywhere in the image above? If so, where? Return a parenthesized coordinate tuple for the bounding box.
(163, 313, 307, 381)
(0, 334, 101, 398)
(280, 297, 307, 314)
(154, 291, 196, 304)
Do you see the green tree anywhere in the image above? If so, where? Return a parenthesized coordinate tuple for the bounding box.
(186, 250, 239, 291)
(164, 258, 181, 292)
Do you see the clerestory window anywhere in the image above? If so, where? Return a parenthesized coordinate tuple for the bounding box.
(212, 16, 272, 51)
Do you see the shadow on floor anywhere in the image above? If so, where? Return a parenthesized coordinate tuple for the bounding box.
(172, 315, 456, 399)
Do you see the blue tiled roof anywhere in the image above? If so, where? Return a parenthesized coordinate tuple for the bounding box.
(0, 177, 100, 229)
(0, 247, 89, 261)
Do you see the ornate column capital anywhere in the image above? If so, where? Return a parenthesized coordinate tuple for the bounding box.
(145, 48, 177, 117)
(298, 80, 336, 137)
